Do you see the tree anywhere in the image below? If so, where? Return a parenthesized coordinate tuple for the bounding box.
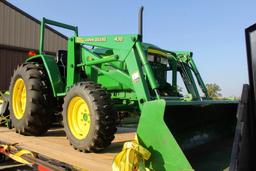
(206, 83, 222, 99)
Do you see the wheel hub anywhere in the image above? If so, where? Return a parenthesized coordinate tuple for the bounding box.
(67, 96, 91, 140)
(12, 78, 26, 119)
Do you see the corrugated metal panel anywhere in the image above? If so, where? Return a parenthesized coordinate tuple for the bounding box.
(0, 47, 27, 91)
(0, 3, 3, 42)
(0, 1, 69, 91)
(0, 1, 67, 53)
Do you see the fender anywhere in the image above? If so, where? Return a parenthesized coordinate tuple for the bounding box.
(26, 55, 65, 96)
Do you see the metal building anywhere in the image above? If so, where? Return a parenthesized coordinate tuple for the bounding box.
(0, 0, 67, 91)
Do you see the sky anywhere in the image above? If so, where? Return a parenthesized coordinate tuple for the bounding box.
(8, 0, 256, 97)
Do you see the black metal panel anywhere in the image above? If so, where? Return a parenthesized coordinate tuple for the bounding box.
(246, 23, 256, 111)
(245, 24, 256, 143)
(236, 23, 256, 171)
(229, 84, 249, 171)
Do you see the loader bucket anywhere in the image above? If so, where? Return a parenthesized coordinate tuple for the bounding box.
(137, 99, 238, 171)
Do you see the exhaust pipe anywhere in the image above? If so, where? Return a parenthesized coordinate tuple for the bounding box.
(138, 6, 144, 41)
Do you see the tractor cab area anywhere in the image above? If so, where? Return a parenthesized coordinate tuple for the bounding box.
(142, 43, 208, 100)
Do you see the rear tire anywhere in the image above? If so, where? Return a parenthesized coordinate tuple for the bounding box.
(62, 81, 117, 152)
(9, 62, 56, 135)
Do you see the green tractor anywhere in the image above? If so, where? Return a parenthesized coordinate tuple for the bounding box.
(9, 7, 238, 170)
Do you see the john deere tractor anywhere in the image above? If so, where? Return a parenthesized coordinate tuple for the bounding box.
(9, 7, 238, 170)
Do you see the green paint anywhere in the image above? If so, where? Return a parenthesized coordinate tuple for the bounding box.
(137, 100, 194, 171)
(83, 114, 88, 121)
(77, 55, 118, 67)
(26, 54, 64, 96)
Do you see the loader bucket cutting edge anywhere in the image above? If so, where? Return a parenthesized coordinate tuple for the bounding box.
(137, 99, 238, 171)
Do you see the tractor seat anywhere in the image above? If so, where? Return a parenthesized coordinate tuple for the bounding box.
(56, 50, 67, 65)
(56, 50, 67, 77)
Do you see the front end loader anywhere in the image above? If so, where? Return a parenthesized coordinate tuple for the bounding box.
(8, 7, 238, 170)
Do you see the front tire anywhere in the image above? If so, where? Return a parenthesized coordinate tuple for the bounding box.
(9, 62, 56, 135)
(62, 82, 117, 152)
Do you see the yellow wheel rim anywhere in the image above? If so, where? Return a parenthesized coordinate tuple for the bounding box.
(67, 96, 91, 140)
(12, 78, 27, 119)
